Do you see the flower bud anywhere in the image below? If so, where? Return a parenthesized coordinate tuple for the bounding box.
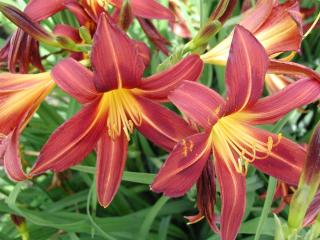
(288, 123, 320, 232)
(119, 0, 133, 31)
(186, 20, 221, 54)
(0, 3, 56, 45)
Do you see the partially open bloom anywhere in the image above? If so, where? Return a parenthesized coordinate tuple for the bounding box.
(202, 0, 303, 65)
(28, 14, 203, 207)
(0, 72, 54, 181)
(152, 25, 320, 240)
(68, 0, 174, 54)
(200, 0, 320, 93)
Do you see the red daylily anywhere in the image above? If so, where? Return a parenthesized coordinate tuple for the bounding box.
(65, 0, 174, 55)
(151, 25, 320, 240)
(201, 0, 320, 93)
(0, 72, 55, 181)
(28, 14, 203, 207)
(0, 0, 65, 72)
(202, 0, 303, 65)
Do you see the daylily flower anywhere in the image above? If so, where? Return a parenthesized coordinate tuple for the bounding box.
(0, 72, 55, 181)
(65, 0, 174, 55)
(28, 14, 203, 208)
(200, 0, 320, 93)
(0, 0, 65, 72)
(202, 0, 303, 65)
(151, 25, 320, 240)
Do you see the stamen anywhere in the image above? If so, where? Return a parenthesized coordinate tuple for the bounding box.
(104, 89, 142, 141)
(212, 116, 283, 175)
(182, 139, 188, 157)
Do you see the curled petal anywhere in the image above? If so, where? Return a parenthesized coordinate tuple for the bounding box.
(238, 78, 320, 125)
(51, 58, 98, 104)
(268, 60, 320, 81)
(137, 55, 203, 102)
(214, 149, 246, 240)
(169, 81, 225, 130)
(151, 133, 211, 197)
(195, 160, 219, 233)
(135, 96, 195, 151)
(92, 13, 144, 91)
(96, 131, 128, 208)
(29, 99, 107, 176)
(3, 130, 27, 181)
(225, 25, 268, 113)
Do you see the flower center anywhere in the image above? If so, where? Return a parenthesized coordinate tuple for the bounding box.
(102, 88, 142, 141)
(211, 116, 282, 175)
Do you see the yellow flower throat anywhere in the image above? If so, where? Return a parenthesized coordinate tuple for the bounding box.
(101, 89, 142, 141)
(211, 115, 282, 175)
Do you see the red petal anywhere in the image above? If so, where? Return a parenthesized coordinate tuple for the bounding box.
(91, 13, 144, 91)
(25, 0, 65, 21)
(96, 131, 128, 208)
(253, 1, 303, 55)
(151, 133, 211, 197)
(268, 60, 320, 81)
(137, 55, 203, 102)
(135, 96, 195, 151)
(239, 0, 274, 32)
(225, 25, 269, 113)
(111, 0, 174, 20)
(169, 81, 225, 130)
(0, 72, 53, 134)
(51, 58, 98, 104)
(214, 150, 246, 240)
(29, 99, 107, 176)
(238, 78, 320, 125)
(64, 1, 91, 26)
(247, 126, 305, 186)
(3, 130, 27, 181)
(133, 40, 151, 67)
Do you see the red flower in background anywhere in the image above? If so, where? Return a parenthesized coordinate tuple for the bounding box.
(0, 72, 54, 181)
(151, 25, 320, 240)
(28, 14, 203, 207)
(0, 0, 65, 72)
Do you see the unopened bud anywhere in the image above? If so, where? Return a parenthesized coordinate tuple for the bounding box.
(79, 26, 92, 44)
(119, 0, 133, 31)
(185, 20, 221, 54)
(0, 3, 56, 45)
(288, 123, 320, 233)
